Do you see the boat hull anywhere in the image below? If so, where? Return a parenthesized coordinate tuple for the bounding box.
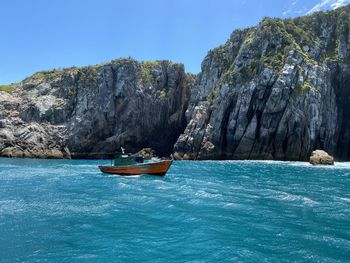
(98, 160, 173, 176)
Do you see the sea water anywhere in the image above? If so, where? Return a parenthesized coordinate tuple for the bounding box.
(0, 158, 349, 262)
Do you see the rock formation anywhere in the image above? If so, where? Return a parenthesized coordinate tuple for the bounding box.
(0, 59, 194, 158)
(2, 6, 350, 160)
(174, 5, 350, 161)
(309, 150, 334, 165)
(133, 148, 156, 160)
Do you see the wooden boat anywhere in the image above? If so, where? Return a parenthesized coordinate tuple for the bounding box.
(98, 151, 173, 176)
(99, 159, 173, 176)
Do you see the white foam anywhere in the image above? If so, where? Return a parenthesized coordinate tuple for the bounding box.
(108, 174, 141, 178)
(76, 254, 98, 259)
(195, 189, 222, 198)
(198, 160, 350, 170)
(223, 202, 241, 208)
(122, 175, 142, 178)
(278, 192, 319, 206)
(336, 197, 350, 203)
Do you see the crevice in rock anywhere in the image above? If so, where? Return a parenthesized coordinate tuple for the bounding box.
(220, 95, 238, 158)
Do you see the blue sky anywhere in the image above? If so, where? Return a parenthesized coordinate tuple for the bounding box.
(0, 0, 349, 84)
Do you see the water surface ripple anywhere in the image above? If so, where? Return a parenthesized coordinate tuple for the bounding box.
(0, 158, 350, 262)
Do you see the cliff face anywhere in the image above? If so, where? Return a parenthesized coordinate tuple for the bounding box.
(0, 59, 193, 158)
(2, 6, 350, 160)
(174, 6, 350, 161)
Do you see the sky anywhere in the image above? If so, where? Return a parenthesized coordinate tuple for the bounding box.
(0, 0, 349, 84)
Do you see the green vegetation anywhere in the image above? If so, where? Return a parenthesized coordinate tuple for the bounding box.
(218, 19, 291, 85)
(262, 51, 286, 73)
(294, 81, 318, 96)
(219, 57, 263, 86)
(218, 14, 331, 88)
(158, 89, 167, 99)
(284, 19, 315, 47)
(78, 67, 98, 86)
(210, 45, 231, 70)
(266, 19, 316, 66)
(22, 67, 80, 84)
(294, 43, 317, 65)
(24, 69, 66, 82)
(325, 38, 339, 61)
(261, 18, 292, 46)
(110, 57, 135, 65)
(240, 60, 262, 81)
(0, 83, 16, 93)
(244, 32, 255, 45)
(261, 17, 270, 27)
(297, 6, 350, 63)
(140, 61, 161, 85)
(207, 90, 217, 105)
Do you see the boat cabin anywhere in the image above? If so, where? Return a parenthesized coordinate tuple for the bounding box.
(114, 152, 144, 166)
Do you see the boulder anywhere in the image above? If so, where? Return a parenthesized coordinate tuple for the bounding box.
(172, 152, 183, 160)
(133, 148, 156, 160)
(45, 149, 64, 159)
(309, 150, 334, 165)
(1, 146, 24, 158)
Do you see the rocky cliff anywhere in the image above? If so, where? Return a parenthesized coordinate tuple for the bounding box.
(0, 59, 194, 158)
(174, 5, 350, 161)
(2, 6, 350, 160)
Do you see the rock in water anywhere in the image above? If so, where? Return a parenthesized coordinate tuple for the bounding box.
(309, 150, 334, 165)
(133, 148, 156, 160)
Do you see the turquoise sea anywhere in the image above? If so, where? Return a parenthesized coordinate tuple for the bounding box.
(0, 158, 349, 262)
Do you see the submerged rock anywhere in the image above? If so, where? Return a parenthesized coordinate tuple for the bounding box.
(309, 150, 334, 165)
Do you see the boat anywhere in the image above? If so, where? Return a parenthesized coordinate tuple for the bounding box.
(98, 150, 173, 176)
